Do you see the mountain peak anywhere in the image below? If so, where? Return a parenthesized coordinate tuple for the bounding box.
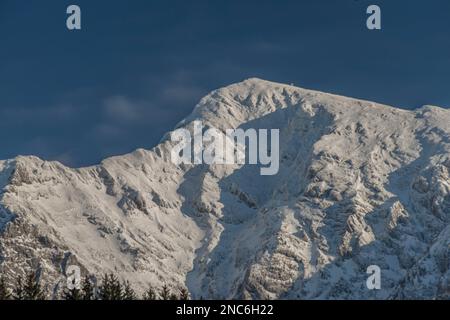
(182, 78, 401, 132)
(0, 80, 449, 299)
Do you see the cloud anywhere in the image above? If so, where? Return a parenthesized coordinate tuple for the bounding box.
(53, 152, 77, 167)
(103, 96, 140, 124)
(92, 123, 124, 140)
(0, 67, 229, 166)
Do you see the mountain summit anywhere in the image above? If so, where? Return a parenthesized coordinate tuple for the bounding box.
(0, 79, 449, 299)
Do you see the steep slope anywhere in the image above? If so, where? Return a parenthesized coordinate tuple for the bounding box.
(0, 150, 204, 296)
(0, 78, 449, 299)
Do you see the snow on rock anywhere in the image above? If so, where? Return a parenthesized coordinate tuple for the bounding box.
(0, 78, 449, 299)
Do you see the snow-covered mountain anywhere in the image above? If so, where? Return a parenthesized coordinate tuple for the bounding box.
(0, 78, 449, 299)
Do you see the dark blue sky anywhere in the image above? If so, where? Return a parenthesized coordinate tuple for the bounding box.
(1, 0, 449, 166)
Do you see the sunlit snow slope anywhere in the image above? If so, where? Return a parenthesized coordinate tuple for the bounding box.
(0, 79, 449, 299)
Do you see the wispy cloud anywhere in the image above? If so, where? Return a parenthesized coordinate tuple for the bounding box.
(103, 96, 141, 124)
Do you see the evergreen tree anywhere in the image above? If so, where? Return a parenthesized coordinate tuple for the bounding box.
(0, 276, 11, 300)
(121, 281, 136, 300)
(13, 275, 25, 300)
(98, 274, 111, 300)
(64, 287, 83, 300)
(110, 274, 123, 300)
(12, 270, 46, 300)
(5, 268, 192, 301)
(22, 270, 46, 300)
(179, 287, 190, 300)
(159, 284, 170, 300)
(81, 276, 96, 300)
(142, 286, 157, 300)
(98, 273, 123, 300)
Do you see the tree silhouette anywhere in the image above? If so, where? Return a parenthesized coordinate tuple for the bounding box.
(159, 284, 170, 300)
(0, 276, 11, 300)
(143, 286, 157, 300)
(20, 270, 45, 300)
(6, 266, 191, 301)
(13, 275, 25, 300)
(81, 276, 96, 300)
(98, 273, 123, 300)
(64, 287, 83, 300)
(179, 287, 190, 300)
(122, 280, 136, 300)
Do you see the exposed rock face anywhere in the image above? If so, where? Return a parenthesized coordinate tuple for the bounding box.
(0, 79, 449, 299)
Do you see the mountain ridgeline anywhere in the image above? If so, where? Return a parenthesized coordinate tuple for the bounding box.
(0, 79, 449, 299)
